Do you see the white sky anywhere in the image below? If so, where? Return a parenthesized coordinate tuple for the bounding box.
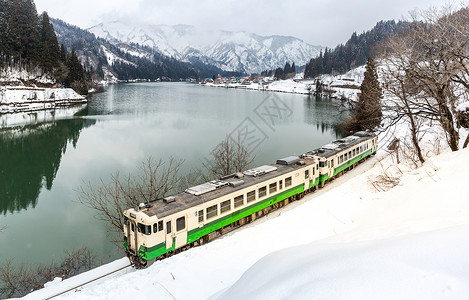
(35, 0, 457, 47)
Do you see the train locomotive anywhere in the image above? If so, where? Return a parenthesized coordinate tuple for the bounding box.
(123, 131, 378, 268)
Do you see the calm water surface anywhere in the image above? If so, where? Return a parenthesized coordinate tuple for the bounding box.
(0, 82, 345, 268)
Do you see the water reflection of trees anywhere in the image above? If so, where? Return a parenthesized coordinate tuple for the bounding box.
(304, 95, 346, 138)
(0, 108, 92, 215)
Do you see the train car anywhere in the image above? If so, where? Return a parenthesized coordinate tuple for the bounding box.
(303, 131, 378, 187)
(123, 131, 377, 267)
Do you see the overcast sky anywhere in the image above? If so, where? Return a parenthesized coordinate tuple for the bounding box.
(35, 0, 455, 47)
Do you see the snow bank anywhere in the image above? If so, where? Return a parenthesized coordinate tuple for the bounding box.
(0, 86, 86, 114)
(22, 258, 131, 300)
(263, 80, 310, 94)
(215, 224, 469, 300)
(23, 142, 468, 300)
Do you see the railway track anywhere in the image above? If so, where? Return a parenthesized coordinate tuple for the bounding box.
(28, 260, 133, 300)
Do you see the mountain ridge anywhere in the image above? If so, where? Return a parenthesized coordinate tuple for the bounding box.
(87, 21, 324, 74)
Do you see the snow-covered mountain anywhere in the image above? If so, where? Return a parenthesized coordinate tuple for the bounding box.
(87, 21, 324, 74)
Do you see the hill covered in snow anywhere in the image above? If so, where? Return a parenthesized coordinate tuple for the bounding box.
(87, 22, 324, 74)
(26, 119, 469, 299)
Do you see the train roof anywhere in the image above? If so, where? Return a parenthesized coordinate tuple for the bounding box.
(303, 131, 376, 159)
(141, 156, 317, 219)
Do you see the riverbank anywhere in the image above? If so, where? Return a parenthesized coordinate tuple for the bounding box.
(0, 86, 87, 114)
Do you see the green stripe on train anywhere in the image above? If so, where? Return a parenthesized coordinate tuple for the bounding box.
(138, 179, 321, 260)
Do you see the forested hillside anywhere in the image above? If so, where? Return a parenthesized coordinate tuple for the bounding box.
(0, 0, 88, 94)
(304, 20, 409, 78)
(51, 18, 229, 82)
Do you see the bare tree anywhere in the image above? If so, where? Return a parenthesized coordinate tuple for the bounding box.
(202, 135, 255, 179)
(381, 5, 469, 154)
(381, 31, 426, 163)
(76, 157, 183, 239)
(0, 247, 96, 298)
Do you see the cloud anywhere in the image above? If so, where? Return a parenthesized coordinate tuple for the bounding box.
(36, 0, 454, 46)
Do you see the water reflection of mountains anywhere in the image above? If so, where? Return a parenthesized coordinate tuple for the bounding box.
(0, 107, 94, 215)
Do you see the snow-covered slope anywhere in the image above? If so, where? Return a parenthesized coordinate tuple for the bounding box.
(87, 22, 323, 74)
(26, 129, 469, 299)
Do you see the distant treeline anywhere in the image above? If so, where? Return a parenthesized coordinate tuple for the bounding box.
(304, 20, 409, 78)
(261, 61, 297, 79)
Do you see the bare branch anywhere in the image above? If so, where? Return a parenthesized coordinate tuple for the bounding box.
(75, 156, 184, 243)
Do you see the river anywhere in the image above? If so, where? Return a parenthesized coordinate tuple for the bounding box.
(0, 82, 345, 269)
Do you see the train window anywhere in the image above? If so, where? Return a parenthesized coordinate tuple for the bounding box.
(305, 170, 309, 179)
(221, 200, 231, 213)
(319, 161, 326, 168)
(131, 223, 135, 232)
(206, 204, 218, 219)
(349, 151, 352, 158)
(234, 195, 244, 208)
(124, 216, 129, 223)
(344, 153, 348, 160)
(356, 147, 359, 154)
(258, 186, 267, 198)
(353, 149, 356, 156)
(247, 191, 256, 203)
(198, 210, 204, 223)
(270, 182, 277, 193)
(279, 180, 283, 190)
(331, 160, 334, 167)
(158, 220, 163, 231)
(313, 168, 315, 175)
(176, 217, 186, 231)
(285, 177, 292, 187)
(138, 223, 151, 235)
(153, 223, 158, 233)
(166, 221, 171, 234)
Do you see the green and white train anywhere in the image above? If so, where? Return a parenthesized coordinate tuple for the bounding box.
(123, 131, 378, 267)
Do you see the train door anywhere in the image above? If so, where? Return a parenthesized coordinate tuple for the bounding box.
(175, 215, 188, 249)
(165, 220, 173, 249)
(304, 168, 310, 191)
(127, 219, 138, 253)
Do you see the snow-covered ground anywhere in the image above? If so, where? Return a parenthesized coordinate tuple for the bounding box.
(0, 86, 86, 114)
(204, 67, 364, 98)
(23, 122, 469, 299)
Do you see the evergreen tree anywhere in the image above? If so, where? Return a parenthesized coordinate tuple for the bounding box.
(39, 12, 59, 72)
(59, 44, 67, 64)
(7, 0, 41, 67)
(284, 62, 291, 76)
(66, 48, 88, 95)
(274, 67, 283, 80)
(0, 0, 11, 60)
(344, 57, 382, 133)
